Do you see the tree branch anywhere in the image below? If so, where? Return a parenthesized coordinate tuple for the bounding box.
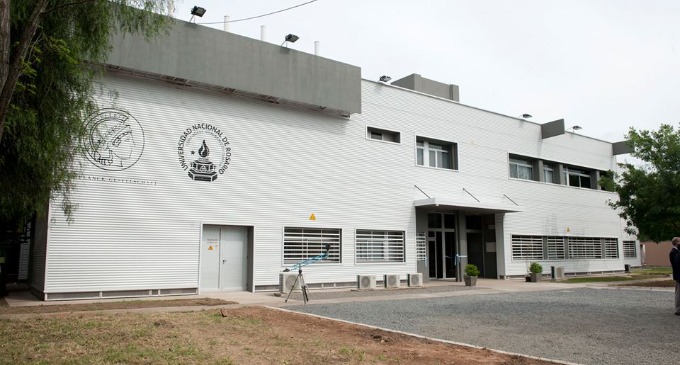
(0, 0, 50, 145)
(44, 0, 98, 14)
(0, 0, 10, 102)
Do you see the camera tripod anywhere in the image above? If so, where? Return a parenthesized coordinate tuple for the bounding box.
(284, 268, 310, 304)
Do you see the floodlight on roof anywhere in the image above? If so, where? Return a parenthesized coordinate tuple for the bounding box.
(189, 6, 206, 23)
(285, 34, 299, 43)
(379, 75, 392, 82)
(191, 6, 206, 17)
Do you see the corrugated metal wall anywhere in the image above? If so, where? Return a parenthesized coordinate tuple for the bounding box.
(30, 209, 49, 295)
(43, 73, 637, 296)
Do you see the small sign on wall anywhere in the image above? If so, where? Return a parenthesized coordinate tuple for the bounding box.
(486, 241, 496, 253)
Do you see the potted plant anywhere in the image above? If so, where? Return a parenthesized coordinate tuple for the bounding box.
(529, 262, 543, 282)
(464, 264, 480, 287)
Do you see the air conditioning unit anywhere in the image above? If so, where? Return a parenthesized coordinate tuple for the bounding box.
(279, 272, 301, 294)
(553, 266, 565, 280)
(357, 275, 376, 290)
(408, 273, 423, 287)
(384, 274, 400, 289)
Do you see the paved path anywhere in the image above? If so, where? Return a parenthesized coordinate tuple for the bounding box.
(287, 285, 679, 365)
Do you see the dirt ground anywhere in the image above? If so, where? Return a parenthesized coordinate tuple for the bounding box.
(0, 297, 234, 313)
(0, 303, 559, 364)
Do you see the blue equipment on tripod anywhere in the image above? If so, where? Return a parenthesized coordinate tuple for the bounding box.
(283, 243, 330, 304)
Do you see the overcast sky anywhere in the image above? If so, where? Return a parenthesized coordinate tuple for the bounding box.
(173, 0, 680, 148)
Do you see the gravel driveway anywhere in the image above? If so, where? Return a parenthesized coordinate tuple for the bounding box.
(289, 287, 679, 365)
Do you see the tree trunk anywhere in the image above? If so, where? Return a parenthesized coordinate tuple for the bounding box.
(0, 0, 9, 103)
(0, 0, 50, 145)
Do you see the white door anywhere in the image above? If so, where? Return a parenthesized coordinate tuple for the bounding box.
(219, 226, 247, 290)
(200, 225, 247, 291)
(200, 225, 221, 290)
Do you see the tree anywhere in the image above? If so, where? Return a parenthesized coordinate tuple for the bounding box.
(602, 124, 680, 242)
(0, 0, 174, 222)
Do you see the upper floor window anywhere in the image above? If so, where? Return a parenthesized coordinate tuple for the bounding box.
(509, 158, 533, 180)
(367, 127, 400, 143)
(563, 167, 592, 188)
(543, 164, 555, 184)
(416, 137, 457, 169)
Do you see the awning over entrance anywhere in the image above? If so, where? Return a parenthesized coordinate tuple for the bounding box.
(413, 197, 524, 214)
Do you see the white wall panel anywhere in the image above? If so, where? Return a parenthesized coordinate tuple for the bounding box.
(44, 75, 631, 294)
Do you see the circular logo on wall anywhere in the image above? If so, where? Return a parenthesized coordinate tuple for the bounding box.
(83, 108, 145, 171)
(177, 123, 231, 182)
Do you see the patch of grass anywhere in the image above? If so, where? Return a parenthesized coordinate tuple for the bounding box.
(632, 266, 672, 275)
(338, 346, 366, 361)
(564, 276, 638, 283)
(0, 307, 564, 365)
(618, 280, 676, 288)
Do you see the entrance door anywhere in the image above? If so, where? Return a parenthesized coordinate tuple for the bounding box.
(200, 225, 247, 291)
(466, 215, 497, 278)
(427, 213, 457, 279)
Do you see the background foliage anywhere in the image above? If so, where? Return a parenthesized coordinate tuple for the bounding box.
(602, 124, 680, 242)
(0, 0, 173, 223)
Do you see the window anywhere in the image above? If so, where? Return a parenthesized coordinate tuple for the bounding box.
(416, 137, 457, 169)
(283, 227, 341, 264)
(543, 165, 555, 184)
(547, 236, 566, 259)
(416, 232, 427, 261)
(355, 230, 405, 263)
(512, 235, 544, 260)
(367, 127, 400, 143)
(623, 241, 637, 258)
(567, 237, 602, 259)
(514, 235, 623, 260)
(509, 158, 534, 180)
(604, 238, 619, 259)
(563, 167, 592, 188)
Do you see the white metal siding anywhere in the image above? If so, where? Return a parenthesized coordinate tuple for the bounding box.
(44, 74, 636, 293)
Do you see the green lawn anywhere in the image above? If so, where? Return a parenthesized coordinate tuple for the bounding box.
(562, 266, 671, 284)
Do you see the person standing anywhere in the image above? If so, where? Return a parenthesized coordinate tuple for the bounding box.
(671, 237, 680, 315)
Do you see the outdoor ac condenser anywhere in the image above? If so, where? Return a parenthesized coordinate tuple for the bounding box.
(384, 274, 400, 289)
(408, 273, 423, 287)
(357, 275, 376, 290)
(279, 272, 300, 294)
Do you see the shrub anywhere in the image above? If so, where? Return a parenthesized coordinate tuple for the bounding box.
(529, 262, 543, 274)
(464, 264, 480, 277)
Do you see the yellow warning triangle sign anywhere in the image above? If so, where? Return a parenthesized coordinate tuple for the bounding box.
(309, 213, 316, 221)
(208, 245, 214, 250)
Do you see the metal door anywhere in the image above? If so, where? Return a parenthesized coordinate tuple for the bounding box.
(200, 225, 221, 290)
(219, 226, 247, 290)
(200, 225, 247, 291)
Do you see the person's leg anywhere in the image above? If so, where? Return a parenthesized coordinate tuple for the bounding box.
(676, 281, 680, 314)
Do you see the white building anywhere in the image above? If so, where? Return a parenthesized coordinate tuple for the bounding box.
(30, 20, 639, 300)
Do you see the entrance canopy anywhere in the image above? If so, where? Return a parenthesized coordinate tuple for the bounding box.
(413, 197, 524, 214)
